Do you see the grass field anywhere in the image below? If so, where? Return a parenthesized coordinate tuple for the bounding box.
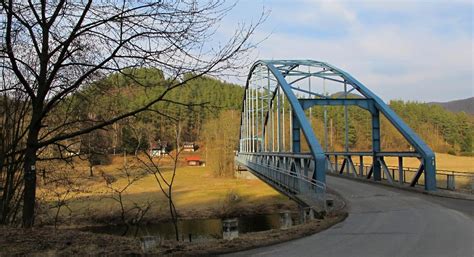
(388, 153, 473, 172)
(336, 152, 473, 190)
(37, 155, 296, 226)
(352, 152, 473, 172)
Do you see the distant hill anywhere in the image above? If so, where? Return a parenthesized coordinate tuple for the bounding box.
(330, 91, 363, 98)
(429, 97, 474, 115)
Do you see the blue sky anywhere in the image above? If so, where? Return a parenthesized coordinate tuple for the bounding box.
(218, 0, 473, 102)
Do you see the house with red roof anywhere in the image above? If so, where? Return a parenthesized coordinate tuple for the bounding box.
(185, 156, 202, 166)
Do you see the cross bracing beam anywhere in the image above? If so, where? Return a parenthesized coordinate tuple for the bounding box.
(238, 59, 437, 192)
(291, 87, 327, 99)
(299, 98, 376, 113)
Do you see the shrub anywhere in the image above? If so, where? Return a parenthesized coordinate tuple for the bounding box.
(447, 149, 457, 156)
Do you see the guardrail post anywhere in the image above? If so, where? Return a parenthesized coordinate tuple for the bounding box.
(398, 157, 404, 185)
(471, 177, 474, 192)
(447, 174, 455, 190)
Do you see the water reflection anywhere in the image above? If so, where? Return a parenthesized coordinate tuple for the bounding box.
(84, 212, 308, 242)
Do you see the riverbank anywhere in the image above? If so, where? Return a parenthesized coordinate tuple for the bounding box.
(1, 153, 354, 256)
(156, 212, 348, 256)
(0, 212, 347, 256)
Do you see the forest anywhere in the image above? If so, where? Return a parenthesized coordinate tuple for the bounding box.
(74, 68, 472, 153)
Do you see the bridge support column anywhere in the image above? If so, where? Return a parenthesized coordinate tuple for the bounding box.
(292, 111, 300, 153)
(372, 109, 381, 181)
(313, 162, 326, 194)
(424, 154, 437, 191)
(300, 159, 310, 193)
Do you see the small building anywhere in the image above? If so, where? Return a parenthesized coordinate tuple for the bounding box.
(150, 148, 165, 157)
(183, 142, 197, 152)
(185, 156, 201, 166)
(149, 142, 169, 157)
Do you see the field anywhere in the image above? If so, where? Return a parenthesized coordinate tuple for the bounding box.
(383, 153, 473, 172)
(349, 152, 473, 173)
(37, 154, 297, 226)
(334, 152, 473, 191)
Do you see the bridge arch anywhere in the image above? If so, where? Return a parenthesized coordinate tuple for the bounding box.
(237, 60, 436, 192)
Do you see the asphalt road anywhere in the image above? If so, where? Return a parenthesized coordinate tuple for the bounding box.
(226, 176, 474, 257)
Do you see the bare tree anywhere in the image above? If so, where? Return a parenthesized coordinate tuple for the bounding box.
(101, 165, 151, 236)
(202, 110, 240, 177)
(0, 91, 29, 225)
(80, 127, 111, 177)
(0, 1, 262, 227)
(139, 119, 182, 241)
(37, 168, 83, 228)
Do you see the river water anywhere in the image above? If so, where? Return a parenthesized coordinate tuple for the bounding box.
(84, 212, 302, 242)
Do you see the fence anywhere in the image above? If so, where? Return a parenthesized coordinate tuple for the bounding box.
(236, 153, 327, 210)
(331, 161, 474, 193)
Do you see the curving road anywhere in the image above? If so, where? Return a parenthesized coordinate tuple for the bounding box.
(226, 176, 474, 257)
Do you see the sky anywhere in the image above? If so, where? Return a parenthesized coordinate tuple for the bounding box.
(217, 0, 473, 102)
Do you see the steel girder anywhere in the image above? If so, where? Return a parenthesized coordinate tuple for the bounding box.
(238, 60, 437, 191)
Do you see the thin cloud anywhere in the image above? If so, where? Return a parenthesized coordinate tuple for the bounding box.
(218, 0, 473, 102)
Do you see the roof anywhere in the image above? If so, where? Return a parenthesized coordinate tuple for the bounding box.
(185, 156, 201, 161)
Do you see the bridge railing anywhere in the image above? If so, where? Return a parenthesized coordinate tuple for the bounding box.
(240, 151, 473, 193)
(325, 152, 473, 193)
(236, 153, 327, 210)
(343, 164, 474, 193)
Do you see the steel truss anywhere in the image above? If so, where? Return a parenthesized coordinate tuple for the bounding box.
(237, 60, 436, 194)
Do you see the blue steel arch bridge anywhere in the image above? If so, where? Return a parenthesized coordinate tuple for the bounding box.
(235, 60, 437, 209)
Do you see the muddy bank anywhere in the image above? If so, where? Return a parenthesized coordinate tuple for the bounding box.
(156, 212, 348, 256)
(50, 200, 299, 228)
(0, 226, 141, 257)
(0, 212, 347, 257)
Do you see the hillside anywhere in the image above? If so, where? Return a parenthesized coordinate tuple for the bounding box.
(66, 68, 472, 156)
(330, 91, 363, 98)
(429, 97, 474, 115)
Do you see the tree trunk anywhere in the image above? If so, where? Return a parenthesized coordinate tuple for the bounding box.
(22, 131, 39, 228)
(170, 198, 179, 241)
(22, 102, 43, 227)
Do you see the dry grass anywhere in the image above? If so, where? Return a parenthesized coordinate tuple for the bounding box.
(333, 152, 473, 190)
(37, 154, 296, 225)
(355, 152, 473, 173)
(0, 226, 141, 257)
(427, 153, 473, 172)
